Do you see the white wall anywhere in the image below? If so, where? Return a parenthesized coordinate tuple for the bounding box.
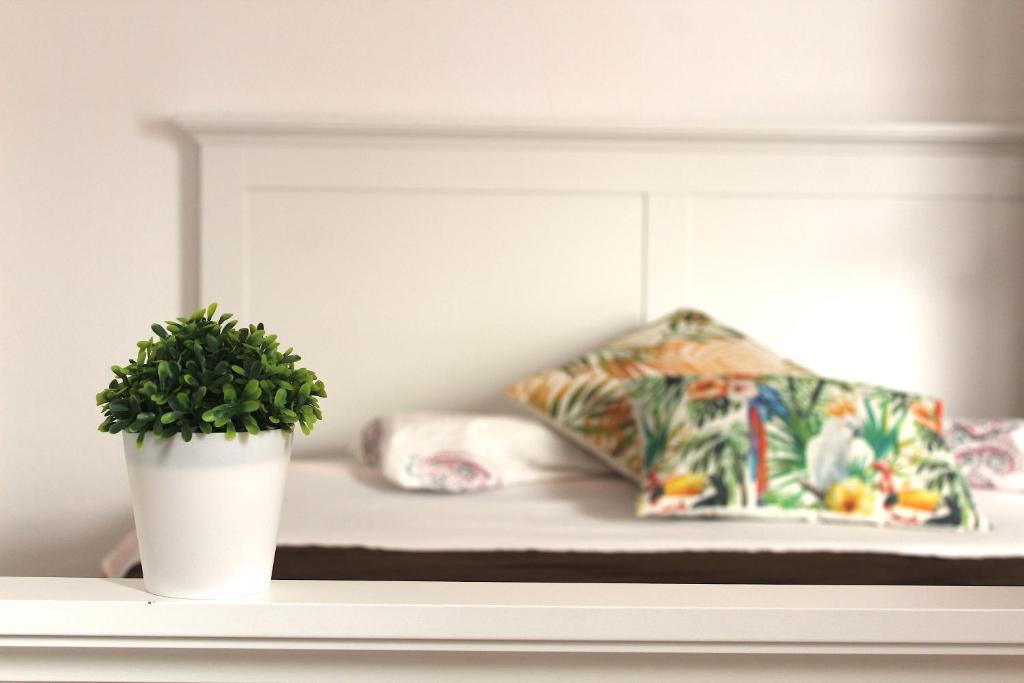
(1, 0, 1022, 577)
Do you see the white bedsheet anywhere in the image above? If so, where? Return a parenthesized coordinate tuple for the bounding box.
(103, 458, 1024, 578)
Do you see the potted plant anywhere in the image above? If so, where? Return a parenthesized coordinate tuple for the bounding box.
(97, 303, 326, 599)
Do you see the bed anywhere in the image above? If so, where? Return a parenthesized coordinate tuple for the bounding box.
(105, 458, 1024, 585)
(7, 119, 1024, 681)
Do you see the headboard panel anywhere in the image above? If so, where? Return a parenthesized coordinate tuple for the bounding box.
(183, 120, 1024, 454)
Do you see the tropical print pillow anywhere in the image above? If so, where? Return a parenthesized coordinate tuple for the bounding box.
(505, 309, 812, 481)
(627, 374, 988, 530)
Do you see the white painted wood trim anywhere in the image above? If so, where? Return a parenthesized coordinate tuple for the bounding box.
(186, 118, 1024, 331)
(3, 578, 1024, 654)
(4, 578, 1024, 682)
(177, 116, 1024, 146)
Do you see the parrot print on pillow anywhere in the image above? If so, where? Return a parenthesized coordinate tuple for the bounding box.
(627, 375, 987, 531)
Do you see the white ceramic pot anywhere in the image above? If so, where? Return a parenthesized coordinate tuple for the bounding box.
(122, 429, 292, 599)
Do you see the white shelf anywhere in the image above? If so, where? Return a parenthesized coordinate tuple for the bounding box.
(2, 577, 1023, 651)
(3, 578, 1023, 681)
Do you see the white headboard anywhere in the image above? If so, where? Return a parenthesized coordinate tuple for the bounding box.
(181, 119, 1024, 454)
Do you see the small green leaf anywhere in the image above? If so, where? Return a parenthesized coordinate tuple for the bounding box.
(160, 411, 183, 424)
(242, 415, 260, 435)
(151, 323, 168, 339)
(273, 388, 286, 409)
(240, 400, 261, 413)
(223, 384, 237, 402)
(243, 379, 261, 399)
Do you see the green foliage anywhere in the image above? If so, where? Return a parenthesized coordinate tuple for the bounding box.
(861, 394, 908, 461)
(663, 309, 744, 341)
(765, 378, 826, 480)
(760, 487, 807, 510)
(547, 376, 638, 457)
(97, 303, 326, 448)
(914, 456, 981, 528)
(686, 396, 738, 427)
(681, 422, 750, 506)
(914, 420, 947, 452)
(626, 377, 687, 469)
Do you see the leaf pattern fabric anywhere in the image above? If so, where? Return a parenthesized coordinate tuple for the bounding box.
(505, 310, 811, 480)
(628, 375, 988, 531)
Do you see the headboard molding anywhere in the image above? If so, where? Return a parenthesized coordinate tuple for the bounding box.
(181, 118, 1024, 450)
(179, 117, 1024, 147)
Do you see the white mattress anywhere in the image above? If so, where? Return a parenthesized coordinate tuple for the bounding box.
(279, 459, 1024, 557)
(103, 458, 1024, 578)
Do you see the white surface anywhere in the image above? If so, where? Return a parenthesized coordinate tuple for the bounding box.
(278, 460, 1024, 557)
(3, 1, 1024, 579)
(104, 458, 1024, 578)
(124, 431, 291, 599)
(2, 578, 1024, 682)
(4, 577, 1024, 646)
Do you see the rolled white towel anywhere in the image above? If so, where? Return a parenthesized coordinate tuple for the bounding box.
(354, 412, 612, 493)
(945, 418, 1024, 493)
